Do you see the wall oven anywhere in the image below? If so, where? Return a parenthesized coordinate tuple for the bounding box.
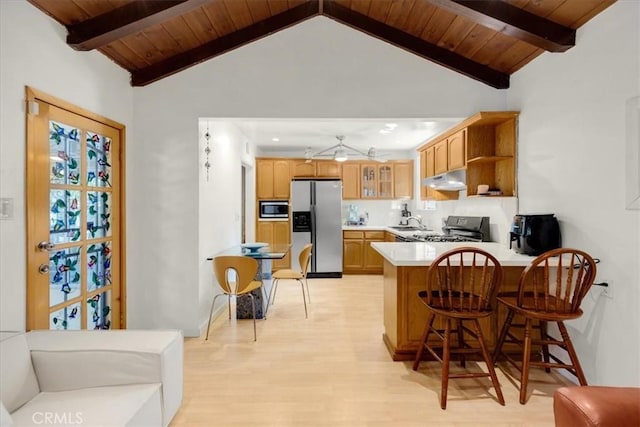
(258, 200, 289, 220)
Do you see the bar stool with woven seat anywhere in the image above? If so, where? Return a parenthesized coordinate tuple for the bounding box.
(205, 255, 264, 342)
(492, 248, 597, 404)
(412, 247, 505, 409)
(268, 243, 312, 318)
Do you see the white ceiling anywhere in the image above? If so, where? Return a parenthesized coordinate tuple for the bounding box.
(227, 118, 462, 155)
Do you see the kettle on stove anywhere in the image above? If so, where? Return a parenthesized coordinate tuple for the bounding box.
(510, 214, 561, 256)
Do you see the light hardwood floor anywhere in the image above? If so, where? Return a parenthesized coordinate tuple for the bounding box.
(172, 275, 573, 426)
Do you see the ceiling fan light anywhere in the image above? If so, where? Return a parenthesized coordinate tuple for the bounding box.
(334, 148, 348, 162)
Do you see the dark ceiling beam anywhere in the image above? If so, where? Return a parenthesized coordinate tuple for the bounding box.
(322, 1, 509, 89)
(423, 0, 575, 52)
(67, 0, 213, 51)
(131, 1, 320, 86)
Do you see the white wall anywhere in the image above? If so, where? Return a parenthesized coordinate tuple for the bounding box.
(131, 16, 506, 336)
(508, 1, 640, 386)
(0, 1, 133, 331)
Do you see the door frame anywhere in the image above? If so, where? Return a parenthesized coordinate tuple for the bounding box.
(25, 86, 127, 330)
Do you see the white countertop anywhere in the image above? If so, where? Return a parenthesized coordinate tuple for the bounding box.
(370, 241, 539, 267)
(342, 225, 428, 238)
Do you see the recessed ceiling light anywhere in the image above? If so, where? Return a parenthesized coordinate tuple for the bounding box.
(272, 137, 280, 142)
(379, 129, 391, 134)
(385, 123, 398, 129)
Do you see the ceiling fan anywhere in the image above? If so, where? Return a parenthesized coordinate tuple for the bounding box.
(304, 135, 387, 163)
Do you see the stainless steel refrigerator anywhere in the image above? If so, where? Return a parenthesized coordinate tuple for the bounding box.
(291, 179, 343, 278)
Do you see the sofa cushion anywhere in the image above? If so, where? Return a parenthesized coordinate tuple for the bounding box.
(0, 333, 40, 413)
(9, 383, 162, 427)
(30, 349, 161, 392)
(26, 329, 183, 427)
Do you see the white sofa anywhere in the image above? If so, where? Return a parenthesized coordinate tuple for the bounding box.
(0, 330, 183, 427)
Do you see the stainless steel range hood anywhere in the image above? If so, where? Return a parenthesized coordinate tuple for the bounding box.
(421, 170, 466, 191)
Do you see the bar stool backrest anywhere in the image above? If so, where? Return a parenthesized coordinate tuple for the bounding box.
(516, 248, 597, 314)
(426, 247, 503, 313)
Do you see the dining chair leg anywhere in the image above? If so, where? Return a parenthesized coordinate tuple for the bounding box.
(473, 319, 505, 406)
(206, 294, 224, 341)
(269, 279, 279, 306)
(248, 293, 257, 342)
(457, 319, 466, 368)
(261, 286, 269, 319)
(557, 321, 588, 385)
(304, 277, 311, 304)
(298, 279, 308, 318)
(493, 309, 515, 364)
(441, 318, 452, 409)
(413, 312, 435, 371)
(519, 317, 533, 404)
(539, 320, 551, 372)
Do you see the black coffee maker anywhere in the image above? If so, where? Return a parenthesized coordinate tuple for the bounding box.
(510, 214, 561, 256)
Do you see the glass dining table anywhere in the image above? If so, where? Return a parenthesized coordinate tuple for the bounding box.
(207, 243, 291, 319)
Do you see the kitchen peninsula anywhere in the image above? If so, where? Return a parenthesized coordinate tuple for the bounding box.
(371, 242, 540, 361)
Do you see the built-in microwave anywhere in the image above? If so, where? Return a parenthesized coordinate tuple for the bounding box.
(258, 200, 289, 220)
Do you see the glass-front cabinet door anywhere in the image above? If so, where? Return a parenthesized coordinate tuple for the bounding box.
(361, 164, 377, 198)
(377, 165, 393, 198)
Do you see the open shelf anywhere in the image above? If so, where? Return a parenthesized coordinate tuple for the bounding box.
(467, 156, 513, 164)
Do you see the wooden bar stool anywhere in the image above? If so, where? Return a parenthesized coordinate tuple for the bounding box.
(492, 248, 597, 404)
(412, 247, 505, 409)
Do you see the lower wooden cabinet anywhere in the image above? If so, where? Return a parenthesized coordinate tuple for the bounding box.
(343, 230, 384, 274)
(256, 221, 290, 270)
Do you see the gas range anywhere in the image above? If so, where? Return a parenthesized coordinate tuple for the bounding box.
(395, 216, 490, 243)
(411, 233, 482, 243)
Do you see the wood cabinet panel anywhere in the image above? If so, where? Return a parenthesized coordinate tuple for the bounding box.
(420, 150, 427, 200)
(393, 161, 413, 199)
(341, 163, 360, 199)
(256, 158, 290, 199)
(343, 230, 384, 274)
(256, 159, 274, 199)
(256, 221, 290, 270)
(273, 160, 290, 199)
(316, 161, 341, 177)
(290, 160, 316, 177)
(364, 239, 384, 271)
(447, 129, 466, 170)
(434, 140, 448, 175)
(343, 239, 364, 272)
(272, 221, 290, 270)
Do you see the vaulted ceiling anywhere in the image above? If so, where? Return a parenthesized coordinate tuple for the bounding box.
(27, 0, 615, 89)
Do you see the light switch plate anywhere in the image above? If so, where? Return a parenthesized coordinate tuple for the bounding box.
(0, 198, 14, 220)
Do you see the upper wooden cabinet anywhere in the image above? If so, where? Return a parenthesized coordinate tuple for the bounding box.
(417, 111, 519, 199)
(316, 161, 341, 177)
(257, 159, 290, 199)
(447, 129, 466, 170)
(290, 160, 341, 178)
(258, 158, 413, 200)
(393, 161, 413, 199)
(290, 160, 316, 177)
(434, 140, 448, 175)
(341, 163, 360, 199)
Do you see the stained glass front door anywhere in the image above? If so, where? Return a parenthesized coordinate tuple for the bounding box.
(26, 89, 123, 330)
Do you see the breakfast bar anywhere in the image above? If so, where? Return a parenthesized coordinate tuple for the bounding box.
(371, 241, 538, 361)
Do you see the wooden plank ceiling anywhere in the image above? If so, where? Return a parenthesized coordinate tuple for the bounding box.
(27, 0, 616, 88)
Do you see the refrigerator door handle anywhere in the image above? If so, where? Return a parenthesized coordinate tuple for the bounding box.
(310, 203, 317, 272)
